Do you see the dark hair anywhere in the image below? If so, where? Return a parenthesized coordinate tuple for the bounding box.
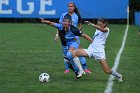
(64, 14, 72, 22)
(68, 2, 81, 17)
(97, 17, 107, 23)
(97, 17, 108, 26)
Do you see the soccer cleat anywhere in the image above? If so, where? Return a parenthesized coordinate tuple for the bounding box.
(118, 74, 123, 82)
(77, 71, 85, 78)
(84, 69, 92, 73)
(77, 72, 82, 78)
(64, 70, 70, 73)
(75, 71, 81, 79)
(83, 71, 86, 75)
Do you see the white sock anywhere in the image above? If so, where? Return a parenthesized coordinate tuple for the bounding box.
(73, 57, 83, 72)
(111, 70, 121, 78)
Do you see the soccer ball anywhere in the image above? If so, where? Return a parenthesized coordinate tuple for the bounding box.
(39, 73, 50, 83)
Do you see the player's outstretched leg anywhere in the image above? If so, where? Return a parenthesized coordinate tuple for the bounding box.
(99, 59, 123, 81)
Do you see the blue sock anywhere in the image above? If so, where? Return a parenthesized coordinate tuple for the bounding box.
(67, 51, 79, 72)
(64, 61, 69, 70)
(79, 57, 87, 70)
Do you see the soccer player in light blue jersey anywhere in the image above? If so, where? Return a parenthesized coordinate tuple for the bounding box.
(40, 14, 92, 78)
(55, 2, 91, 73)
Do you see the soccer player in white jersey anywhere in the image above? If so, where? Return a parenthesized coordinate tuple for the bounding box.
(72, 18, 123, 81)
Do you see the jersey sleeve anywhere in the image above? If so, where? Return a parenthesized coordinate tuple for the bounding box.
(106, 27, 110, 32)
(78, 15, 82, 23)
(59, 14, 63, 23)
(70, 25, 83, 36)
(59, 12, 67, 23)
(54, 23, 62, 30)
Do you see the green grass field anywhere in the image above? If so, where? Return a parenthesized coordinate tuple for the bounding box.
(0, 23, 139, 93)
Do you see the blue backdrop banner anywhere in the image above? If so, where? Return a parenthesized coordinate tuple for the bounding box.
(135, 12, 140, 26)
(0, 0, 128, 19)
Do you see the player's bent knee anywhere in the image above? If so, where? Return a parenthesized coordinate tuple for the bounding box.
(72, 50, 77, 57)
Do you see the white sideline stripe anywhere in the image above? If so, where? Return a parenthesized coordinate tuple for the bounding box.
(104, 8, 129, 93)
(104, 24, 129, 93)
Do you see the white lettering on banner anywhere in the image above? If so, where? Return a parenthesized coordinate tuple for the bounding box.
(0, 0, 12, 14)
(17, 0, 34, 14)
(39, 0, 56, 15)
(0, 0, 56, 16)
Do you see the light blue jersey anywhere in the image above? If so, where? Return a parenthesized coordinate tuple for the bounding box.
(55, 23, 83, 72)
(58, 12, 88, 71)
(54, 23, 82, 49)
(59, 12, 81, 28)
(59, 12, 81, 43)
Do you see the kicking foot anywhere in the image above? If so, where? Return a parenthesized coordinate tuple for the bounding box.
(118, 74, 123, 82)
(77, 71, 85, 78)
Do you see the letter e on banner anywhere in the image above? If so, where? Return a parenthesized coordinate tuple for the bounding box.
(0, 0, 12, 14)
(39, 0, 56, 15)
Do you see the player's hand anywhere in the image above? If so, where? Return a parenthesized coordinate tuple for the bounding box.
(54, 34, 59, 42)
(85, 21, 94, 26)
(39, 18, 46, 23)
(84, 21, 92, 25)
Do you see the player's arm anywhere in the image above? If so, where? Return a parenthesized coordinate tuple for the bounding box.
(81, 33, 92, 43)
(91, 24, 108, 32)
(40, 18, 55, 27)
(85, 21, 108, 32)
(54, 30, 59, 42)
(71, 27, 92, 43)
(78, 16, 82, 30)
(54, 14, 63, 42)
(78, 23, 82, 30)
